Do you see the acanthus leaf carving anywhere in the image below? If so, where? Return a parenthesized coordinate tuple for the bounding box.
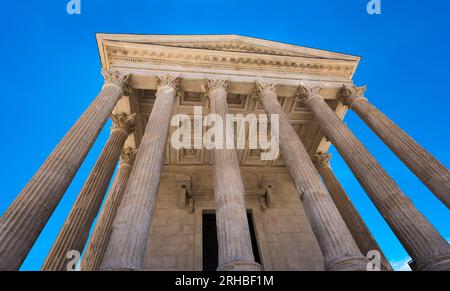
(296, 85, 322, 103)
(102, 69, 131, 95)
(254, 81, 278, 101)
(312, 152, 332, 169)
(111, 113, 137, 134)
(340, 85, 368, 108)
(206, 78, 229, 93)
(119, 147, 138, 166)
(157, 75, 180, 92)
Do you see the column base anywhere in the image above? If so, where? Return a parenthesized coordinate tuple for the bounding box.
(417, 253, 450, 271)
(100, 266, 137, 271)
(325, 255, 369, 271)
(100, 260, 140, 271)
(217, 260, 263, 271)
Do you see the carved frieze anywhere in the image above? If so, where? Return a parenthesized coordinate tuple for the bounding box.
(105, 45, 355, 78)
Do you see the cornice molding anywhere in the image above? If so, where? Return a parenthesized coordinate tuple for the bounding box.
(97, 34, 360, 60)
(153, 41, 308, 57)
(104, 42, 356, 79)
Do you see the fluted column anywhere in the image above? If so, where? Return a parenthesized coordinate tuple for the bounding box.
(312, 153, 393, 271)
(42, 113, 135, 271)
(81, 147, 137, 271)
(341, 85, 450, 209)
(0, 69, 129, 271)
(207, 79, 262, 271)
(300, 86, 450, 271)
(256, 82, 367, 271)
(100, 75, 179, 271)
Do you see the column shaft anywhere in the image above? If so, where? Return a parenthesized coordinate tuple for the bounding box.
(313, 153, 393, 271)
(81, 148, 137, 271)
(342, 86, 450, 209)
(0, 70, 128, 271)
(301, 86, 450, 271)
(208, 79, 261, 271)
(42, 113, 135, 271)
(257, 83, 368, 271)
(100, 75, 178, 271)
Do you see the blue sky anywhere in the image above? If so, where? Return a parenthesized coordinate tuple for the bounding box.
(0, 1, 449, 271)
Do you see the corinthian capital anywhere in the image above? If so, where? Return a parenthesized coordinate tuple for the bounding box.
(157, 75, 180, 91)
(256, 81, 278, 94)
(254, 81, 278, 101)
(111, 113, 136, 134)
(102, 69, 131, 95)
(206, 78, 229, 93)
(340, 85, 367, 108)
(296, 85, 322, 103)
(312, 152, 332, 169)
(119, 147, 138, 166)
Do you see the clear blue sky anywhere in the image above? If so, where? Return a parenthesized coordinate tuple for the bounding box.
(0, 1, 448, 271)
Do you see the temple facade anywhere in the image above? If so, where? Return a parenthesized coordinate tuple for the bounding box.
(0, 34, 449, 271)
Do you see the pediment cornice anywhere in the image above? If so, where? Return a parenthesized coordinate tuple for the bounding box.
(98, 34, 358, 58)
(100, 37, 359, 79)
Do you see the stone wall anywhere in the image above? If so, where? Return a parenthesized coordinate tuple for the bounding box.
(142, 169, 324, 271)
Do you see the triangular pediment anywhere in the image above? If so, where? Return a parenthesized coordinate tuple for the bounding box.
(97, 34, 360, 79)
(97, 34, 358, 60)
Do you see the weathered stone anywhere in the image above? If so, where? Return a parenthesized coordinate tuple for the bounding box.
(100, 75, 179, 271)
(42, 113, 135, 271)
(300, 85, 450, 271)
(312, 152, 392, 271)
(3, 35, 449, 272)
(207, 79, 262, 271)
(257, 82, 368, 271)
(341, 85, 450, 209)
(0, 70, 129, 271)
(81, 147, 137, 271)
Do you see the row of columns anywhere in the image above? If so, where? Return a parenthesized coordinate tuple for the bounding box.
(81, 147, 138, 271)
(256, 82, 368, 270)
(100, 75, 180, 270)
(312, 153, 393, 271)
(298, 85, 450, 271)
(0, 70, 129, 270)
(0, 70, 449, 271)
(340, 85, 450, 209)
(41, 113, 136, 270)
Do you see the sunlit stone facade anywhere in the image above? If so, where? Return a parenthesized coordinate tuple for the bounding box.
(1, 35, 449, 271)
